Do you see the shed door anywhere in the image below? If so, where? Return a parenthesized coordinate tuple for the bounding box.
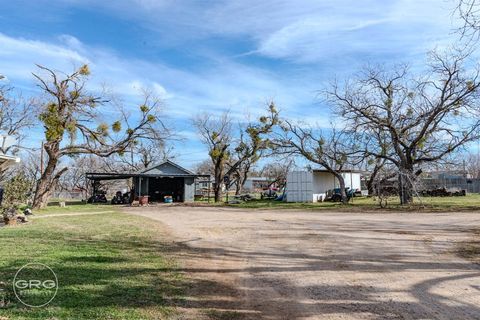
(148, 177, 185, 202)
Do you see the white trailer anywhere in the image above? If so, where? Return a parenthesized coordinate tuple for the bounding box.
(286, 169, 363, 202)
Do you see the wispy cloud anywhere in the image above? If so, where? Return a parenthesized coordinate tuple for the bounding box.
(0, 0, 464, 166)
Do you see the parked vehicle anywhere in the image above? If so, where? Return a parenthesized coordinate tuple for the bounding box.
(234, 194, 254, 201)
(325, 188, 356, 202)
(111, 191, 131, 204)
(87, 191, 107, 203)
(261, 189, 277, 200)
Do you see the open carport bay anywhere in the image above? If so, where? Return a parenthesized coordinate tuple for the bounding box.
(123, 206, 480, 320)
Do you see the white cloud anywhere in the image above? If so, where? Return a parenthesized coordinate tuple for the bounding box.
(0, 33, 89, 81)
(255, 0, 457, 62)
(0, 32, 316, 123)
(46, 0, 460, 64)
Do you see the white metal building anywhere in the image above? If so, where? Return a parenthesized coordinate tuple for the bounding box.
(286, 169, 362, 202)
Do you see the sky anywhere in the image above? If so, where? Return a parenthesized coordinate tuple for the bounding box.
(0, 0, 461, 169)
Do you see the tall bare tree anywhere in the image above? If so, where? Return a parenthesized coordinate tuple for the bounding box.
(194, 104, 278, 201)
(224, 104, 279, 194)
(331, 50, 480, 204)
(272, 120, 363, 204)
(193, 112, 232, 202)
(32, 64, 164, 208)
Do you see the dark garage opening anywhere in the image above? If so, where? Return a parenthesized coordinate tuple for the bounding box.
(149, 177, 184, 202)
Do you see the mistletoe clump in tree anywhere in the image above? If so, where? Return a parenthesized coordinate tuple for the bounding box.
(32, 64, 163, 209)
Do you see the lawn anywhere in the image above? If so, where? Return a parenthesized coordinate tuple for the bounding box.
(226, 193, 480, 211)
(0, 204, 184, 320)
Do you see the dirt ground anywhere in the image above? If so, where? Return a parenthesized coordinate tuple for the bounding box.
(123, 206, 480, 320)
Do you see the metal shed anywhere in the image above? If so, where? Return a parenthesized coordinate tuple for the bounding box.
(286, 169, 363, 203)
(86, 160, 208, 203)
(135, 160, 198, 202)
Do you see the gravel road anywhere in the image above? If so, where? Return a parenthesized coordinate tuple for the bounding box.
(123, 206, 480, 320)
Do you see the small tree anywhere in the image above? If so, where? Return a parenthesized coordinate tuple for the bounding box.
(32, 65, 164, 208)
(261, 159, 293, 190)
(2, 173, 31, 224)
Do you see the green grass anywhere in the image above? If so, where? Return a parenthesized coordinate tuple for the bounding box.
(33, 202, 113, 215)
(0, 204, 183, 319)
(224, 193, 480, 212)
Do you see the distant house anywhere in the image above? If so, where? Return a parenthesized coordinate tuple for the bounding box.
(286, 169, 363, 203)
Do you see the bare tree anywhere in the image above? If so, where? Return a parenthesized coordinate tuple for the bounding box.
(457, 0, 480, 39)
(0, 83, 35, 155)
(228, 152, 255, 195)
(193, 112, 232, 202)
(107, 140, 176, 172)
(331, 50, 480, 204)
(193, 104, 278, 201)
(194, 159, 214, 176)
(57, 155, 108, 199)
(260, 159, 294, 189)
(464, 151, 480, 178)
(224, 106, 279, 194)
(32, 64, 165, 208)
(272, 120, 363, 204)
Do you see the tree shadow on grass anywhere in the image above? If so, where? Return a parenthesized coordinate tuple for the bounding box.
(1, 225, 480, 319)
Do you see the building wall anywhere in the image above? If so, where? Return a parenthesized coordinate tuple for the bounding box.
(286, 171, 314, 202)
(287, 171, 362, 203)
(184, 177, 195, 202)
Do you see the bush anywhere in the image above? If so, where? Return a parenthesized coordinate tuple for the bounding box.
(2, 173, 30, 224)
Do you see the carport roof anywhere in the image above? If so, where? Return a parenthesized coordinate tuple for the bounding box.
(312, 169, 365, 174)
(85, 172, 209, 181)
(86, 160, 210, 181)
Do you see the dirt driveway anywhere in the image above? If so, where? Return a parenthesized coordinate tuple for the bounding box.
(123, 206, 480, 320)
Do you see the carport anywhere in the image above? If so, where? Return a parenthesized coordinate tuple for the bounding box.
(86, 160, 209, 203)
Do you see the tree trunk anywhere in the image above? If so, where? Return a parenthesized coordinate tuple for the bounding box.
(32, 157, 58, 209)
(336, 173, 348, 204)
(235, 179, 242, 195)
(32, 144, 69, 209)
(367, 165, 380, 196)
(234, 169, 249, 195)
(398, 166, 414, 205)
(213, 161, 223, 202)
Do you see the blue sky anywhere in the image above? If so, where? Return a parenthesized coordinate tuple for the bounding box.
(0, 0, 460, 168)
